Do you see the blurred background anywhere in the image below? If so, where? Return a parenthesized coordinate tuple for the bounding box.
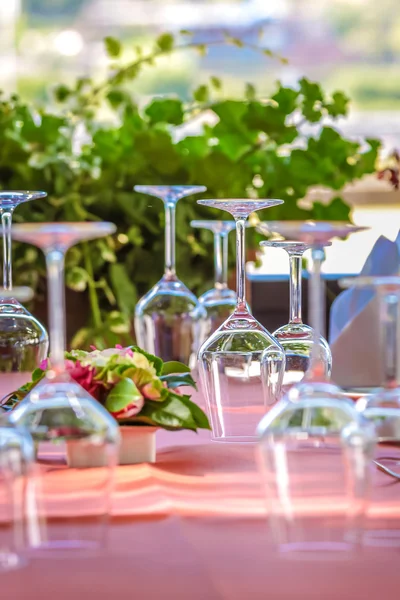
(1, 0, 400, 277)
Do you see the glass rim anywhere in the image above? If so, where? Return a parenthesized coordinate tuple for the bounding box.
(11, 222, 116, 233)
(0, 190, 47, 201)
(340, 275, 400, 290)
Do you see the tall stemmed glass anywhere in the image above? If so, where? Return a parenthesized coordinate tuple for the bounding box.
(191, 220, 237, 336)
(340, 275, 400, 547)
(260, 240, 332, 390)
(197, 199, 286, 442)
(0, 192, 48, 395)
(134, 186, 208, 368)
(260, 222, 367, 399)
(256, 223, 373, 559)
(8, 223, 120, 554)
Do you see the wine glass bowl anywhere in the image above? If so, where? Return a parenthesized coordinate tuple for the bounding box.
(0, 192, 48, 393)
(197, 198, 286, 442)
(134, 185, 208, 367)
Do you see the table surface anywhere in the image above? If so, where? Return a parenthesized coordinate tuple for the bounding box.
(3, 388, 400, 600)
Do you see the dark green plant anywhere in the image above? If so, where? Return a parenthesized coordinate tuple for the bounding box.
(0, 32, 380, 348)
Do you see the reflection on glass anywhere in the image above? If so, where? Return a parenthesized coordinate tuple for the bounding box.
(134, 186, 208, 368)
(197, 199, 286, 442)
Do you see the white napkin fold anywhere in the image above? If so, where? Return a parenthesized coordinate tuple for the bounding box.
(329, 232, 400, 388)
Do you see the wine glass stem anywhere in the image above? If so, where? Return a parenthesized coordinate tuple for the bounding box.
(1, 210, 14, 291)
(45, 249, 66, 373)
(235, 217, 246, 312)
(380, 288, 400, 387)
(164, 202, 176, 277)
(213, 231, 225, 289)
(288, 253, 303, 323)
(222, 232, 229, 288)
(308, 247, 325, 380)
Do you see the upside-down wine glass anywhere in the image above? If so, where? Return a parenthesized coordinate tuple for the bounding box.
(259, 240, 332, 391)
(197, 199, 286, 442)
(0, 192, 48, 399)
(257, 222, 373, 558)
(134, 186, 208, 369)
(191, 220, 237, 336)
(8, 222, 120, 554)
(0, 418, 36, 572)
(340, 275, 400, 547)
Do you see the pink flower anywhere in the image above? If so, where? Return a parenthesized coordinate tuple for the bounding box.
(39, 358, 49, 370)
(65, 360, 104, 400)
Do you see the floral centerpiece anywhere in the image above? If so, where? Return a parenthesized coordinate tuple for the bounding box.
(7, 345, 210, 464)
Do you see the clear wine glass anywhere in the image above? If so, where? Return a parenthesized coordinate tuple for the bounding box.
(197, 199, 286, 442)
(0, 191, 48, 397)
(134, 186, 208, 368)
(340, 275, 400, 547)
(260, 240, 332, 391)
(0, 418, 35, 572)
(257, 401, 375, 559)
(8, 222, 120, 555)
(191, 220, 237, 336)
(260, 222, 367, 401)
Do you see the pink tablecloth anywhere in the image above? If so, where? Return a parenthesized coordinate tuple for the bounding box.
(3, 388, 400, 600)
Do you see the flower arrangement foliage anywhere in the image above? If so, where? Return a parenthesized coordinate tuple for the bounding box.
(9, 346, 210, 432)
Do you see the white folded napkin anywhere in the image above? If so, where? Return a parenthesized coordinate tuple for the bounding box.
(329, 232, 400, 388)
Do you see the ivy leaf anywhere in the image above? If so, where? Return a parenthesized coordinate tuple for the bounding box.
(105, 36, 122, 58)
(327, 91, 350, 117)
(210, 76, 222, 90)
(156, 33, 174, 52)
(145, 98, 184, 126)
(177, 394, 210, 429)
(193, 84, 209, 103)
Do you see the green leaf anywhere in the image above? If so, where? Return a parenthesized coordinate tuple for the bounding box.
(104, 36, 122, 58)
(161, 361, 191, 375)
(193, 84, 209, 103)
(160, 373, 197, 390)
(145, 98, 184, 126)
(105, 378, 142, 414)
(125, 395, 197, 430)
(176, 394, 210, 429)
(245, 83, 256, 101)
(109, 263, 138, 315)
(53, 84, 71, 102)
(156, 33, 174, 52)
(210, 76, 222, 90)
(65, 266, 89, 292)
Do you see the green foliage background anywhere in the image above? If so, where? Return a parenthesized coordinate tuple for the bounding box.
(0, 33, 380, 348)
